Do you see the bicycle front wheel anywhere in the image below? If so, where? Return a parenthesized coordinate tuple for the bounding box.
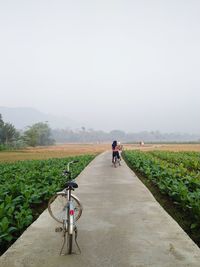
(48, 193, 82, 223)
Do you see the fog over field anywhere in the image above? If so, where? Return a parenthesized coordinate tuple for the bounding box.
(0, 0, 200, 134)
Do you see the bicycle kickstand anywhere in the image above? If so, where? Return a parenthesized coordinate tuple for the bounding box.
(60, 229, 67, 255)
(74, 226, 81, 254)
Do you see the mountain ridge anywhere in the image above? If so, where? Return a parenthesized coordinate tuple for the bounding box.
(0, 106, 80, 130)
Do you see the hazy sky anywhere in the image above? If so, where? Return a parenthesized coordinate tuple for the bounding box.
(0, 0, 199, 133)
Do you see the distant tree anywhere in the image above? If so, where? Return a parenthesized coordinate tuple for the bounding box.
(0, 114, 3, 125)
(0, 114, 3, 142)
(2, 122, 19, 144)
(0, 114, 19, 144)
(23, 122, 55, 147)
(109, 130, 126, 141)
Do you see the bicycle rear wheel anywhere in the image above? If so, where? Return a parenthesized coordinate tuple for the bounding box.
(67, 233, 73, 254)
(48, 193, 82, 223)
(113, 156, 117, 167)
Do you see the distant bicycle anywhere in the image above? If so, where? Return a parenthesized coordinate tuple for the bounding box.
(112, 140, 122, 168)
(112, 152, 121, 168)
(48, 160, 82, 255)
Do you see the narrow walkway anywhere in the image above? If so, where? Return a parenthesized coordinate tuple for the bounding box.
(1, 152, 200, 267)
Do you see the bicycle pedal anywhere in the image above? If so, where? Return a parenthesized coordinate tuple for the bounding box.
(55, 227, 63, 232)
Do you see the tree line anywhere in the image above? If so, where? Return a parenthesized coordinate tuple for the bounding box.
(1, 113, 199, 151)
(52, 128, 200, 143)
(0, 114, 54, 150)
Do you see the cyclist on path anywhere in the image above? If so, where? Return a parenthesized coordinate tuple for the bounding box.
(112, 140, 120, 163)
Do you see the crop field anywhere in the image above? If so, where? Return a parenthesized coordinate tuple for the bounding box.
(0, 143, 110, 162)
(126, 143, 200, 152)
(1, 143, 200, 163)
(123, 149, 200, 245)
(0, 154, 95, 254)
(1, 143, 200, 253)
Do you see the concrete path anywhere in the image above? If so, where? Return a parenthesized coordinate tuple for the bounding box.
(1, 152, 200, 267)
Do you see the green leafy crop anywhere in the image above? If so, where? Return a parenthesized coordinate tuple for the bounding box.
(123, 150, 200, 230)
(0, 154, 94, 253)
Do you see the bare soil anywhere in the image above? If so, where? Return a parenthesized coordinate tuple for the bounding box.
(125, 143, 200, 152)
(0, 144, 110, 162)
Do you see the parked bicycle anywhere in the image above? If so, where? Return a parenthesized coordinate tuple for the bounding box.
(48, 160, 83, 255)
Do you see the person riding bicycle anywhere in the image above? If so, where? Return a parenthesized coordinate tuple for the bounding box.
(117, 141, 123, 159)
(112, 140, 120, 163)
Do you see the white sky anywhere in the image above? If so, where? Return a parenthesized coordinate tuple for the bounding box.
(0, 0, 199, 133)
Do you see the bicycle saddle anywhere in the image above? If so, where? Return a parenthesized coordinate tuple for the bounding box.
(65, 181, 78, 189)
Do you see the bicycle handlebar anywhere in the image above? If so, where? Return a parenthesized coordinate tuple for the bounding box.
(65, 160, 80, 172)
(72, 160, 79, 163)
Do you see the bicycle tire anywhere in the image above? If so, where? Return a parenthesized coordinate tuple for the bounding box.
(113, 156, 117, 167)
(48, 193, 82, 223)
(67, 233, 73, 254)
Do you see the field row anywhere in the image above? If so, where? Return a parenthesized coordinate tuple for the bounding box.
(149, 151, 200, 171)
(0, 154, 94, 254)
(123, 150, 200, 231)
